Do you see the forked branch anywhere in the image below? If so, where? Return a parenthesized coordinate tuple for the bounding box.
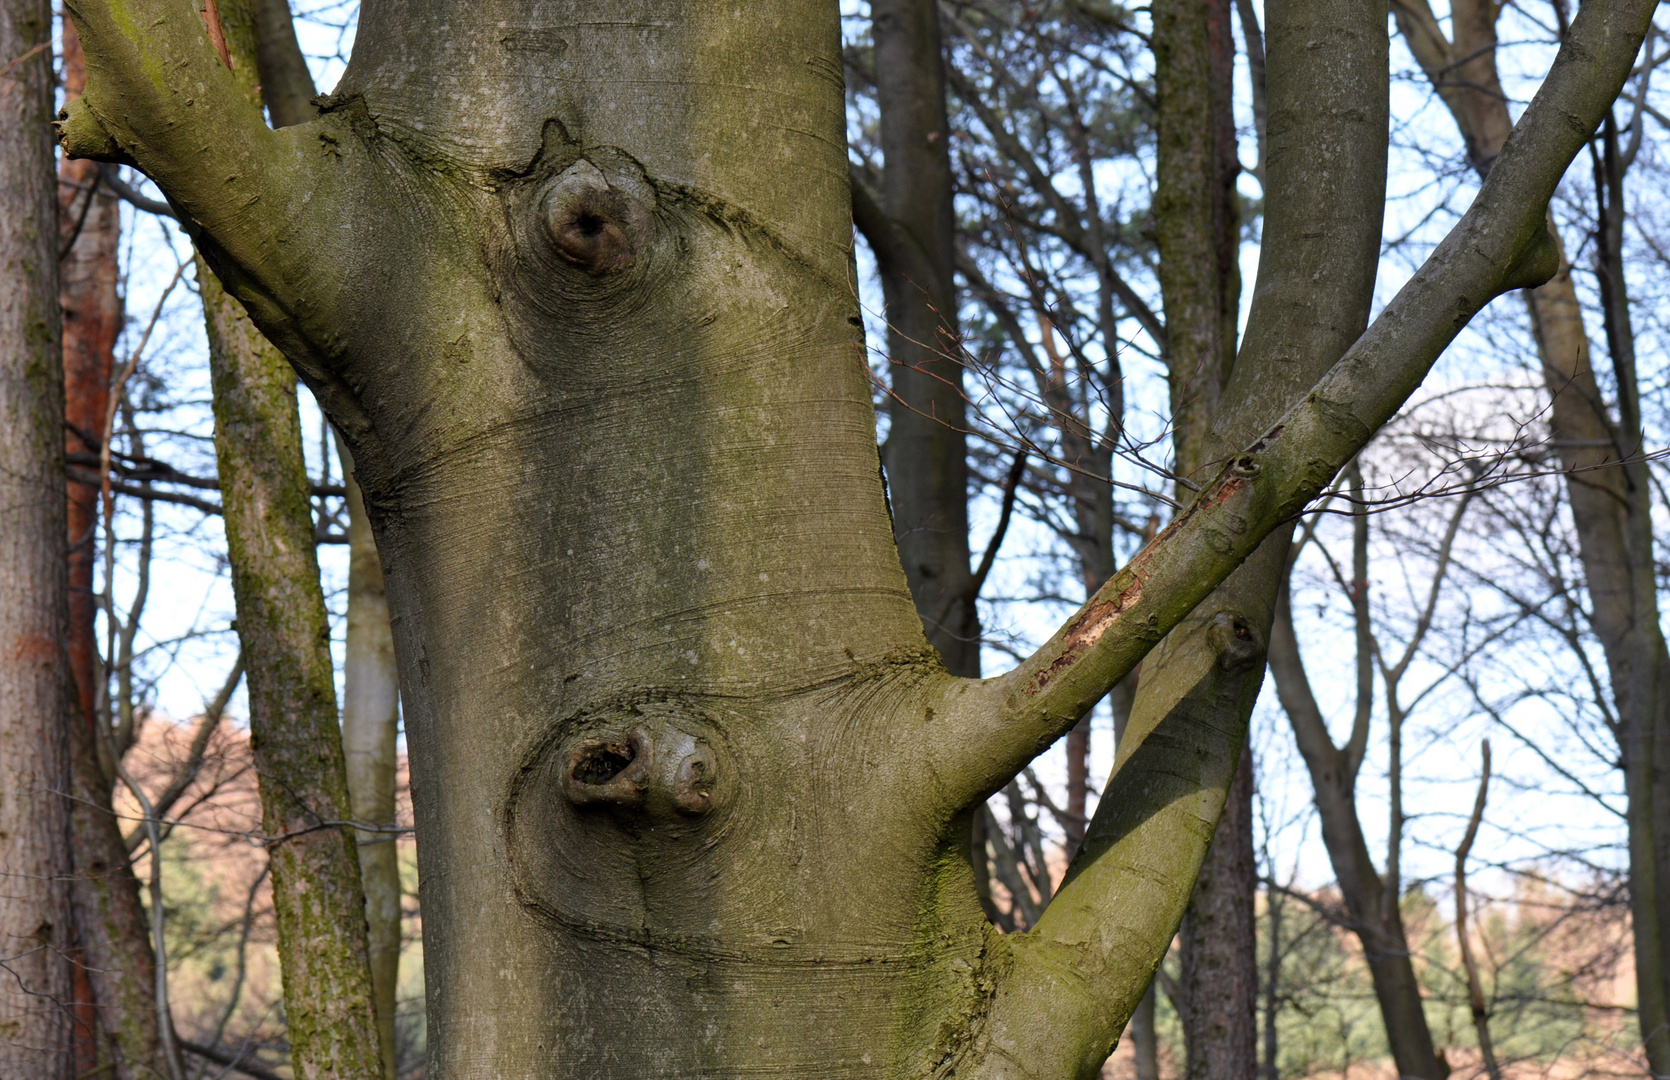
(936, 1, 1657, 1073)
(939, 0, 1649, 809)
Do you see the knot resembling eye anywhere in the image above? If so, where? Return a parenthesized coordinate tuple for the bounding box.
(555, 722, 724, 817)
(542, 160, 643, 275)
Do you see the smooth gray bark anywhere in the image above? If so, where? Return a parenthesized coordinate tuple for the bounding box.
(338, 438, 403, 1080)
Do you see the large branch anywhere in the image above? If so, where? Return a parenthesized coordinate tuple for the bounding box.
(941, 0, 1640, 805)
(929, 0, 1654, 1070)
(60, 0, 302, 272)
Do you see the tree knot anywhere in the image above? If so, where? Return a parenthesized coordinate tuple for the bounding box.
(542, 159, 650, 275)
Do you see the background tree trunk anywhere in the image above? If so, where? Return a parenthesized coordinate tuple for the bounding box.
(0, 0, 75, 1067)
(867, 0, 978, 679)
(1391, 0, 1670, 1063)
(58, 21, 172, 1079)
(198, 3, 382, 1076)
(202, 263, 384, 1080)
(338, 438, 402, 1080)
(1267, 543, 1446, 1080)
(1152, 0, 1255, 1074)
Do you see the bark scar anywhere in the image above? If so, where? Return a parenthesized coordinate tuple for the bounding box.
(1028, 577, 1146, 694)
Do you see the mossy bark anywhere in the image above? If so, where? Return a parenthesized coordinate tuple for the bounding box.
(59, 0, 1657, 1072)
(202, 264, 384, 1080)
(195, 4, 383, 1077)
(0, 0, 75, 1068)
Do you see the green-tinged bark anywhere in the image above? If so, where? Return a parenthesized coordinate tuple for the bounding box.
(245, 6, 402, 1066)
(338, 439, 402, 1080)
(1391, 0, 1670, 1065)
(1152, 0, 1255, 1074)
(202, 264, 384, 1080)
(0, 0, 75, 1068)
(61, 0, 1654, 1072)
(195, 3, 382, 1077)
(858, 0, 977, 678)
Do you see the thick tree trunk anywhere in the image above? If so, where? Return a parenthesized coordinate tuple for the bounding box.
(1151, 0, 1257, 1075)
(338, 439, 403, 1080)
(58, 22, 172, 1080)
(866, 0, 977, 678)
(61, 0, 1652, 1071)
(0, 0, 75, 1068)
(1390, 1, 1670, 1065)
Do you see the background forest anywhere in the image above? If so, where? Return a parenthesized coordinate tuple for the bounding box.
(18, 0, 1670, 1076)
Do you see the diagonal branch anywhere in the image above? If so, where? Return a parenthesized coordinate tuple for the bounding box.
(940, 0, 1648, 801)
(927, 0, 1656, 1071)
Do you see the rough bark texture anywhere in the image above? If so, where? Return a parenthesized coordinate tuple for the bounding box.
(1154, 0, 1240, 482)
(1178, 746, 1256, 1080)
(0, 0, 75, 1068)
(59, 22, 171, 1080)
(339, 440, 402, 1080)
(194, 5, 382, 1076)
(59, 0, 1654, 1072)
(1391, 0, 1670, 1066)
(865, 0, 977, 678)
(1152, 0, 1258, 1075)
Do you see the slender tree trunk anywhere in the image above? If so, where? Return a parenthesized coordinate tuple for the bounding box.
(866, 0, 977, 679)
(1266, 579, 1446, 1080)
(1152, 0, 1255, 1074)
(247, 9, 404, 1067)
(0, 0, 75, 1067)
(58, 22, 172, 1080)
(1390, 1, 1670, 1064)
(202, 263, 383, 1080)
(197, 3, 382, 1076)
(338, 438, 403, 1080)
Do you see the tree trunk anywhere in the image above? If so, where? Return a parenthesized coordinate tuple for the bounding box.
(196, 4, 383, 1077)
(1390, 0, 1670, 1065)
(202, 263, 384, 1080)
(338, 438, 403, 1080)
(866, 0, 977, 679)
(1266, 579, 1446, 1080)
(61, 0, 1653, 1071)
(0, 0, 75, 1067)
(58, 21, 173, 1079)
(1151, 0, 1257, 1074)
(252, 12, 405, 1065)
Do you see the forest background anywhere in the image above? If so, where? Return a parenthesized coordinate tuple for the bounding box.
(13, 0, 1670, 1075)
